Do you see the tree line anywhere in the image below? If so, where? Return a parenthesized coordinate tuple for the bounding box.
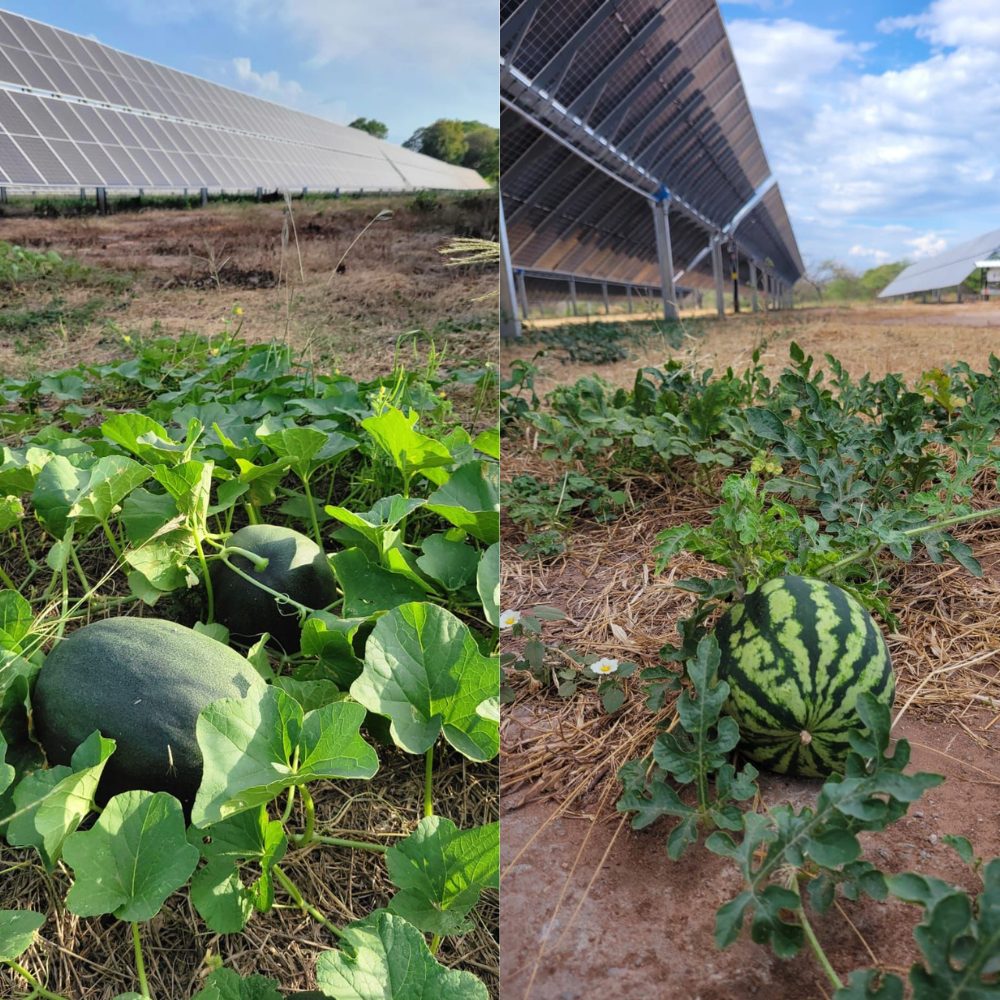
(347, 117, 498, 183)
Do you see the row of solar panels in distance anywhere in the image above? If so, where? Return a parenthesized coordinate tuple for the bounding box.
(0, 93, 409, 189)
(0, 10, 379, 154)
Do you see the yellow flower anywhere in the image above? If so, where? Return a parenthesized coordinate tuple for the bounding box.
(235, 306, 243, 315)
(438, 391, 447, 399)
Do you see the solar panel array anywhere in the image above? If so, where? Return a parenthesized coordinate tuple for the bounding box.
(0, 8, 488, 192)
(501, 0, 802, 292)
(878, 227, 1000, 298)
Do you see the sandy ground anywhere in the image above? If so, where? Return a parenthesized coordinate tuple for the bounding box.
(514, 302, 1000, 397)
(501, 713, 1000, 1000)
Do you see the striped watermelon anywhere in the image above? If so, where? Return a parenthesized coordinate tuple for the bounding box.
(713, 575, 894, 777)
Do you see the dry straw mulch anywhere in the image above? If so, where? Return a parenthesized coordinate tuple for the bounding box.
(0, 745, 498, 999)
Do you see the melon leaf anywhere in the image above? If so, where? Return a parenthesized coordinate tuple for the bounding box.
(63, 790, 199, 921)
(315, 910, 488, 1000)
(191, 688, 377, 827)
(0, 909, 44, 962)
(350, 602, 499, 761)
(385, 817, 499, 936)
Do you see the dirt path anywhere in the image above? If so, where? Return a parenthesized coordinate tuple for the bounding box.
(501, 712, 1000, 1000)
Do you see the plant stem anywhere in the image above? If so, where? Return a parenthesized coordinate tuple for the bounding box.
(69, 547, 90, 593)
(792, 879, 842, 991)
(280, 783, 297, 824)
(272, 866, 342, 939)
(294, 785, 316, 846)
(313, 834, 388, 853)
(301, 476, 323, 550)
(100, 520, 122, 560)
(218, 556, 315, 618)
(193, 530, 214, 624)
(5, 961, 70, 1000)
(0, 562, 15, 590)
(217, 545, 268, 571)
(424, 745, 434, 818)
(132, 922, 151, 1000)
(429, 934, 441, 955)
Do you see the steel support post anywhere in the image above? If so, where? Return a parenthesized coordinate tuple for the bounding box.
(0, 187, 7, 205)
(96, 187, 107, 216)
(651, 196, 678, 320)
(957, 283, 963, 303)
(626, 284, 633, 313)
(199, 187, 209, 207)
(749, 260, 759, 313)
(711, 237, 725, 318)
(79, 187, 85, 201)
(256, 187, 263, 202)
(936, 288, 942, 303)
(516, 269, 529, 320)
(499, 192, 521, 339)
(601, 281, 610, 314)
(569, 278, 578, 316)
(730, 247, 739, 314)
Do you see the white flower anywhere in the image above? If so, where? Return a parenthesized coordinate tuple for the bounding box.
(499, 609, 522, 629)
(590, 657, 619, 675)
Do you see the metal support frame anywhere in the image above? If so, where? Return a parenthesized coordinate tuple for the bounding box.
(0, 187, 7, 205)
(626, 283, 633, 313)
(199, 187, 208, 207)
(533, 0, 615, 95)
(616, 68, 693, 156)
(651, 195, 678, 321)
(499, 192, 521, 339)
(516, 269, 529, 320)
(749, 260, 759, 313)
(256, 187, 263, 202)
(567, 16, 669, 118)
(79, 187, 86, 200)
(601, 281, 610, 314)
(96, 187, 108, 215)
(569, 277, 578, 316)
(730, 245, 739, 314)
(711, 237, 725, 318)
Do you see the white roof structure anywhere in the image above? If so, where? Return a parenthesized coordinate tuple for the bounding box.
(879, 227, 1000, 298)
(0, 8, 488, 193)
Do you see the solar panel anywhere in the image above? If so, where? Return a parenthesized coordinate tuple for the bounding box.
(0, 8, 488, 193)
(878, 228, 1000, 298)
(501, 0, 802, 307)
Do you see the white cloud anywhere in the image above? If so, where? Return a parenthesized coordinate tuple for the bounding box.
(878, 0, 1000, 49)
(728, 19, 866, 114)
(849, 245, 892, 264)
(906, 233, 949, 258)
(231, 57, 303, 102)
(728, 8, 1000, 265)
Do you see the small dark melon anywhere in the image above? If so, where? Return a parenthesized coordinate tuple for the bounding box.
(211, 524, 337, 653)
(32, 617, 265, 807)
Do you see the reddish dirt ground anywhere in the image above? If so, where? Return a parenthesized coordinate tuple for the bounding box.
(501, 712, 1000, 1000)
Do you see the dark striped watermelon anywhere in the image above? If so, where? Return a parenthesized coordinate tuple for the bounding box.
(713, 575, 894, 777)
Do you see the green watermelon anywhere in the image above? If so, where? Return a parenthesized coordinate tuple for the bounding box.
(713, 575, 894, 777)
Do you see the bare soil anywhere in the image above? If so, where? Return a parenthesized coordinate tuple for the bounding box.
(0, 193, 499, 381)
(501, 713, 1000, 1000)
(520, 302, 1000, 399)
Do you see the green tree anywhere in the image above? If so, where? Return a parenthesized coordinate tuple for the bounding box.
(461, 123, 499, 181)
(348, 118, 388, 140)
(403, 119, 469, 165)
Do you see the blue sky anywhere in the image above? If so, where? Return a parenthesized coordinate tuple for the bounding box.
(4, 1, 497, 147)
(720, 0, 1000, 272)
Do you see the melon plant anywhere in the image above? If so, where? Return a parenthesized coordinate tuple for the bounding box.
(713, 575, 895, 777)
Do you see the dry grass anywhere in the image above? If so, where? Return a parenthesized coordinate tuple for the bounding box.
(517, 303, 1000, 400)
(0, 743, 498, 999)
(0, 194, 499, 382)
(500, 443, 1000, 813)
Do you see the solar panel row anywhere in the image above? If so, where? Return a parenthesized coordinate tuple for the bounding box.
(501, 0, 802, 301)
(0, 8, 487, 192)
